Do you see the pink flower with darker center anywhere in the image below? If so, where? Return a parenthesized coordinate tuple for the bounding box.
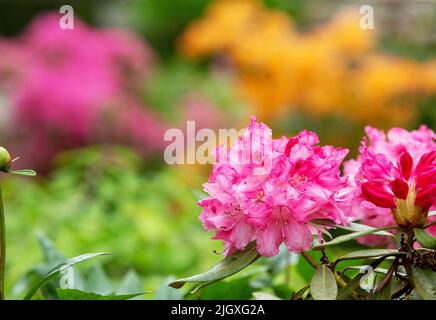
(346, 126, 435, 234)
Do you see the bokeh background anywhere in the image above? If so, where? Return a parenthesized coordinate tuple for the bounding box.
(0, 0, 434, 299)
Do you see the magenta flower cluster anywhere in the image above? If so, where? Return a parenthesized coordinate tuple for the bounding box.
(199, 117, 436, 256)
(344, 126, 436, 246)
(199, 117, 355, 257)
(0, 14, 163, 171)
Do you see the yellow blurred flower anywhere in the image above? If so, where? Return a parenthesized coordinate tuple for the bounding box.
(179, 0, 436, 126)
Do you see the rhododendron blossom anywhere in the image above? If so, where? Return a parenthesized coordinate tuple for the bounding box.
(199, 117, 354, 257)
(345, 126, 436, 245)
(0, 13, 163, 171)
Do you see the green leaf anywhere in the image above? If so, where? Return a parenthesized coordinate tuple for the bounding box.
(197, 277, 255, 300)
(85, 264, 113, 295)
(37, 232, 65, 264)
(338, 257, 387, 300)
(344, 266, 406, 278)
(337, 249, 405, 262)
(309, 219, 394, 236)
(313, 226, 395, 250)
(346, 223, 395, 236)
(169, 242, 260, 289)
(414, 228, 436, 249)
(412, 268, 436, 300)
(7, 169, 37, 177)
(57, 288, 145, 300)
(337, 274, 365, 300)
(372, 281, 392, 300)
(307, 221, 332, 239)
(310, 265, 338, 300)
(23, 252, 109, 300)
(291, 284, 310, 300)
(252, 292, 281, 300)
(117, 270, 143, 296)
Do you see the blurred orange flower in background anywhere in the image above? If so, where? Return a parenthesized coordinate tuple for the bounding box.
(179, 0, 436, 127)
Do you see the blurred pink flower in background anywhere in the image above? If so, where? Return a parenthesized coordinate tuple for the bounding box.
(0, 13, 165, 171)
(345, 126, 436, 247)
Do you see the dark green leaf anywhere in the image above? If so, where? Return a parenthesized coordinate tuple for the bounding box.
(412, 268, 436, 300)
(310, 265, 337, 300)
(372, 281, 392, 300)
(197, 277, 255, 300)
(23, 252, 109, 300)
(414, 228, 436, 249)
(337, 274, 365, 300)
(169, 242, 260, 289)
(57, 288, 145, 300)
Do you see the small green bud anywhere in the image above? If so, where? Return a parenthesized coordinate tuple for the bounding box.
(0, 147, 11, 172)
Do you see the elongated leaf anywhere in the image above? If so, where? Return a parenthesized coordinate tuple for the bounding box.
(314, 226, 395, 250)
(337, 249, 405, 262)
(252, 292, 281, 300)
(344, 266, 406, 278)
(307, 222, 332, 239)
(170, 242, 260, 289)
(372, 280, 392, 300)
(412, 268, 436, 300)
(8, 169, 37, 176)
(337, 274, 365, 300)
(346, 223, 395, 236)
(23, 252, 109, 300)
(414, 228, 436, 249)
(310, 265, 338, 300)
(308, 219, 394, 236)
(292, 284, 310, 300)
(57, 288, 145, 300)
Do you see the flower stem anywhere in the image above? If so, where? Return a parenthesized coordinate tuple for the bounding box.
(0, 184, 5, 300)
(301, 251, 318, 269)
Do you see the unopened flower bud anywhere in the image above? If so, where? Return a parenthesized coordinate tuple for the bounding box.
(0, 147, 11, 172)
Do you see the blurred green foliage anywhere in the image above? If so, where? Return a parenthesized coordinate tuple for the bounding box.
(143, 59, 247, 122)
(3, 147, 220, 298)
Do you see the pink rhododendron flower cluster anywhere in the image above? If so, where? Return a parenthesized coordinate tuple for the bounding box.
(345, 126, 436, 246)
(199, 117, 354, 257)
(0, 13, 164, 171)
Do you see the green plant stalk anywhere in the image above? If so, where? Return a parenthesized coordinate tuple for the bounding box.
(404, 229, 415, 289)
(0, 184, 5, 300)
(301, 252, 318, 269)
